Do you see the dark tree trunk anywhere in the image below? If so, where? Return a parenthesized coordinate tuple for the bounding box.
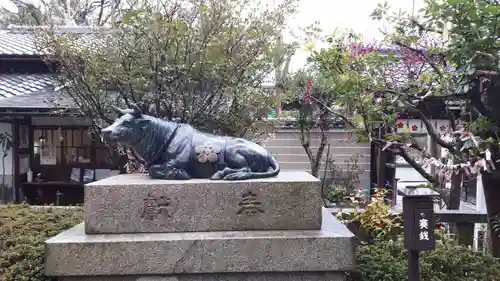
(448, 171, 462, 210)
(447, 171, 462, 237)
(376, 149, 386, 189)
(481, 170, 500, 257)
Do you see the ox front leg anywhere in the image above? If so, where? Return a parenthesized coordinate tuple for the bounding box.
(149, 164, 191, 180)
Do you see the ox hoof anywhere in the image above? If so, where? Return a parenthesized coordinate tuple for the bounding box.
(210, 172, 223, 180)
(223, 172, 251, 180)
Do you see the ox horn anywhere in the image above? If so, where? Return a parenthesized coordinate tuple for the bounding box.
(130, 103, 143, 116)
(111, 105, 124, 115)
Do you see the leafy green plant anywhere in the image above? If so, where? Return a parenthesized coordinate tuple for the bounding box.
(348, 236, 500, 281)
(325, 184, 347, 203)
(353, 188, 402, 240)
(327, 154, 364, 196)
(322, 154, 365, 206)
(337, 188, 402, 242)
(0, 205, 83, 281)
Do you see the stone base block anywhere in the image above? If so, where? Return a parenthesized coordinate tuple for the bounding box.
(84, 171, 322, 234)
(60, 272, 346, 281)
(45, 208, 355, 277)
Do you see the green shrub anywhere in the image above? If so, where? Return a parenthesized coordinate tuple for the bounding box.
(0, 204, 83, 281)
(348, 236, 500, 281)
(3, 204, 499, 281)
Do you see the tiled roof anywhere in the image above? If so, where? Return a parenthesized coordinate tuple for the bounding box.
(0, 31, 41, 55)
(0, 87, 72, 109)
(0, 74, 73, 109)
(0, 25, 100, 56)
(0, 74, 53, 98)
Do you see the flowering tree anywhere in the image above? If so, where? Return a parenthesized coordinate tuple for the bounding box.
(354, 0, 500, 256)
(284, 70, 339, 177)
(298, 0, 500, 254)
(344, 36, 463, 207)
(290, 33, 445, 179)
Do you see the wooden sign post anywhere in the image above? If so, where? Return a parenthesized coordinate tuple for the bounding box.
(398, 186, 439, 281)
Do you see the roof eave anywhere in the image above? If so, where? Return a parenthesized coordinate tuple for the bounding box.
(0, 54, 44, 60)
(0, 107, 80, 116)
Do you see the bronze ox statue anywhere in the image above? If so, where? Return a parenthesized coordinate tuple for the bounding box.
(101, 104, 280, 180)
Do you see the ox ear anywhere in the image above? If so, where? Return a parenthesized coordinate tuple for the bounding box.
(130, 103, 143, 117)
(111, 105, 124, 115)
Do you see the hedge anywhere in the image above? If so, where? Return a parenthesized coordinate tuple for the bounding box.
(348, 236, 500, 281)
(0, 205, 83, 281)
(2, 204, 500, 281)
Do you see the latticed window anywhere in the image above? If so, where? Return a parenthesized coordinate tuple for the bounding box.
(33, 127, 118, 168)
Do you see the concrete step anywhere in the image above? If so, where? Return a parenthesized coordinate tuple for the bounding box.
(279, 161, 371, 171)
(273, 154, 369, 163)
(265, 145, 371, 155)
(264, 138, 368, 147)
(263, 130, 368, 147)
(273, 129, 358, 138)
(277, 170, 372, 190)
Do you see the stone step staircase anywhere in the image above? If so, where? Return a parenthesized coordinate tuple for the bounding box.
(262, 129, 371, 173)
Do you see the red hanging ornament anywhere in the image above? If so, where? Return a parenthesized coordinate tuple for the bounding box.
(305, 79, 313, 105)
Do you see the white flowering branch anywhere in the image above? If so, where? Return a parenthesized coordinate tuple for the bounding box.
(379, 131, 496, 178)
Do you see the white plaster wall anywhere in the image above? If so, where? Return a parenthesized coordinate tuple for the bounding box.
(474, 176, 487, 250)
(0, 122, 14, 202)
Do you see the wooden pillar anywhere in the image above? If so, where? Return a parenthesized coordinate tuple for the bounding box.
(370, 140, 378, 192)
(384, 127, 396, 202)
(377, 149, 386, 189)
(28, 117, 34, 170)
(370, 126, 379, 195)
(12, 119, 21, 203)
(427, 135, 440, 176)
(12, 120, 19, 203)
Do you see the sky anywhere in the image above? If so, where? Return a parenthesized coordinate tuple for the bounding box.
(283, 0, 425, 71)
(2, 0, 425, 71)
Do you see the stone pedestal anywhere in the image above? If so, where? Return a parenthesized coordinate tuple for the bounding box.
(45, 172, 356, 280)
(59, 273, 346, 281)
(85, 172, 322, 233)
